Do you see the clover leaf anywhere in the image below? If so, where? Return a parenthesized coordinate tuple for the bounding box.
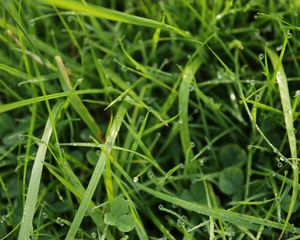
(219, 144, 246, 167)
(104, 197, 135, 232)
(219, 166, 244, 195)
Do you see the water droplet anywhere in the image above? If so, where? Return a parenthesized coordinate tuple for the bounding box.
(179, 163, 184, 169)
(0, 215, 7, 224)
(177, 219, 184, 227)
(42, 212, 48, 219)
(190, 142, 195, 148)
(178, 119, 183, 125)
(158, 204, 164, 210)
(279, 157, 286, 162)
(172, 204, 178, 208)
(277, 162, 283, 168)
(276, 45, 283, 51)
(148, 171, 154, 177)
(121, 65, 128, 72)
(56, 217, 64, 226)
(187, 54, 191, 59)
(258, 53, 264, 60)
(284, 170, 288, 175)
(91, 232, 97, 239)
(18, 135, 25, 141)
(200, 160, 204, 166)
(287, 30, 292, 39)
(133, 176, 139, 183)
(60, 148, 64, 153)
(189, 85, 194, 92)
(147, 106, 152, 112)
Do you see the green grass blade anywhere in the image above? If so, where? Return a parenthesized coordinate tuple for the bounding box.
(39, 0, 189, 37)
(65, 102, 127, 239)
(17, 101, 63, 240)
(55, 56, 104, 142)
(137, 184, 300, 234)
(266, 43, 298, 239)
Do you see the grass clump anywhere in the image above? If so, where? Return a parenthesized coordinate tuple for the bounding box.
(0, 0, 300, 239)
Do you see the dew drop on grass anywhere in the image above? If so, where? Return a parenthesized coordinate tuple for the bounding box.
(56, 217, 64, 227)
(276, 45, 283, 51)
(147, 106, 152, 112)
(148, 171, 154, 177)
(0, 215, 7, 224)
(200, 159, 205, 166)
(172, 204, 178, 208)
(279, 157, 286, 162)
(158, 204, 164, 210)
(178, 119, 183, 125)
(287, 30, 292, 39)
(277, 162, 283, 168)
(258, 53, 264, 60)
(133, 176, 139, 183)
(91, 232, 97, 239)
(121, 65, 128, 72)
(190, 142, 195, 148)
(284, 170, 288, 175)
(42, 212, 48, 219)
(18, 134, 25, 141)
(189, 85, 194, 92)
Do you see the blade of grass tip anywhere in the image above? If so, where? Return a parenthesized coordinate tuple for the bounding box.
(55, 56, 105, 143)
(179, 49, 204, 172)
(18, 101, 63, 240)
(137, 184, 300, 234)
(0, 89, 107, 114)
(65, 102, 127, 240)
(266, 42, 298, 239)
(39, 0, 189, 37)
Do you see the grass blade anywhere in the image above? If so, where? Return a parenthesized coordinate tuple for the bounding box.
(39, 0, 189, 37)
(18, 102, 63, 240)
(65, 102, 127, 239)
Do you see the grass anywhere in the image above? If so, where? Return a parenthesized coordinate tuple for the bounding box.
(0, 0, 300, 239)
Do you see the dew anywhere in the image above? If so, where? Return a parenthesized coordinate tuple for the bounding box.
(18, 134, 25, 141)
(178, 119, 183, 125)
(279, 157, 286, 162)
(76, 78, 84, 84)
(147, 106, 152, 112)
(200, 160, 205, 166)
(0, 215, 7, 224)
(284, 170, 289, 175)
(258, 53, 264, 60)
(156, 132, 161, 137)
(190, 142, 195, 148)
(179, 163, 184, 169)
(121, 65, 128, 72)
(56, 217, 64, 227)
(189, 85, 194, 92)
(177, 219, 184, 227)
(158, 204, 164, 210)
(91, 232, 97, 239)
(272, 172, 276, 177)
(187, 54, 191, 59)
(277, 162, 283, 168)
(42, 212, 48, 219)
(60, 148, 64, 153)
(276, 45, 283, 51)
(287, 30, 292, 39)
(172, 204, 178, 208)
(133, 176, 139, 183)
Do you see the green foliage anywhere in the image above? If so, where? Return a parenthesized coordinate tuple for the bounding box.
(104, 197, 135, 232)
(0, 0, 299, 239)
(219, 167, 244, 195)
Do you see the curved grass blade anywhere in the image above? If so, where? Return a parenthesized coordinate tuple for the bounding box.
(55, 56, 104, 142)
(266, 43, 298, 239)
(65, 102, 127, 239)
(18, 101, 63, 240)
(137, 184, 300, 234)
(39, 0, 189, 37)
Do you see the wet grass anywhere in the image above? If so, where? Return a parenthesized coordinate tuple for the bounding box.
(0, 0, 300, 239)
